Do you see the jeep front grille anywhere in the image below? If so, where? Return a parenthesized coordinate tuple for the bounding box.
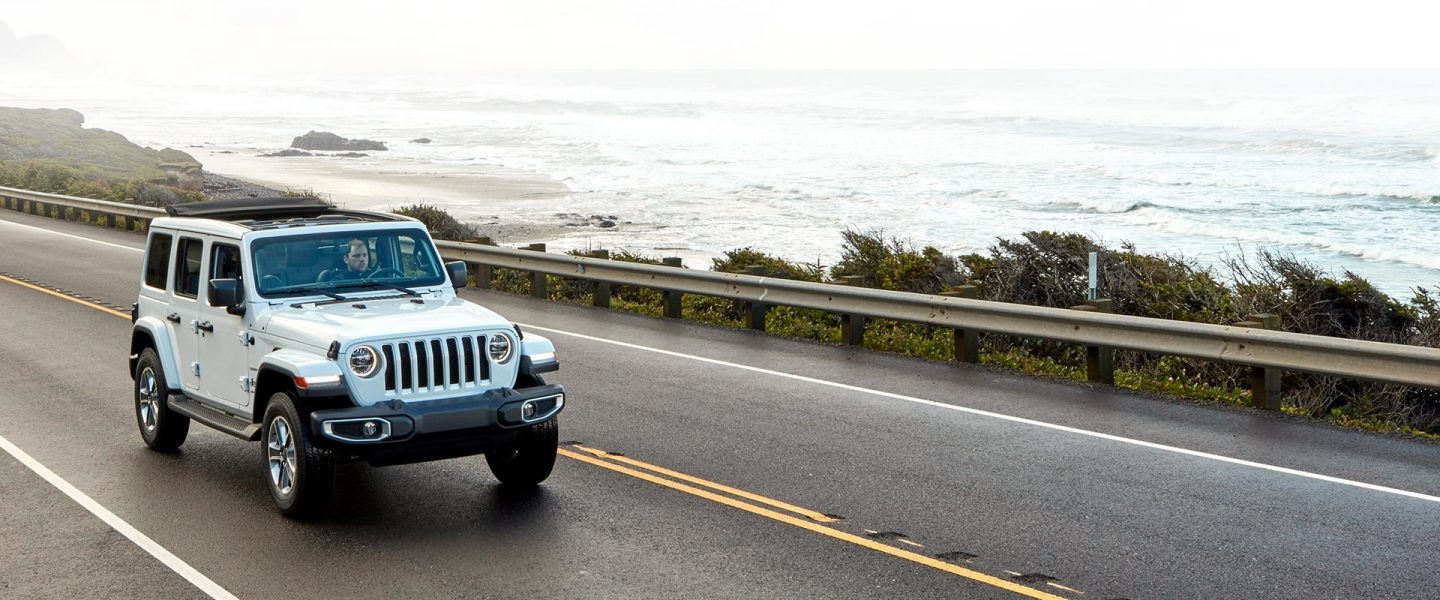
(381, 335, 489, 394)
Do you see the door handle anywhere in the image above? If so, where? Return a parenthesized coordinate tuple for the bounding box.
(166, 313, 181, 323)
(197, 321, 214, 333)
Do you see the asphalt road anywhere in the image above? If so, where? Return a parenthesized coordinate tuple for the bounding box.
(1, 209, 1438, 599)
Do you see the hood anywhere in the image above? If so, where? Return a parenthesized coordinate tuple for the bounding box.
(257, 296, 511, 346)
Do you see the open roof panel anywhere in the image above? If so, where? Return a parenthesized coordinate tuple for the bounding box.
(164, 197, 407, 230)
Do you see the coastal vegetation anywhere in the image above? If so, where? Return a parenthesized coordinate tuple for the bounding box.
(475, 225, 1440, 439)
(0, 106, 204, 205)
(394, 203, 479, 240)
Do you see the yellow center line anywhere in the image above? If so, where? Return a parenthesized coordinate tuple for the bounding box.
(558, 447, 1065, 600)
(6, 274, 1065, 599)
(570, 444, 839, 523)
(0, 274, 130, 319)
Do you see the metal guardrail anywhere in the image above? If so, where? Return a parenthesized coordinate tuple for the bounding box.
(6, 185, 1440, 396)
(437, 241, 1440, 390)
(0, 185, 165, 224)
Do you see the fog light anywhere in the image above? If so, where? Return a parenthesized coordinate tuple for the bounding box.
(363, 421, 378, 437)
(522, 403, 536, 419)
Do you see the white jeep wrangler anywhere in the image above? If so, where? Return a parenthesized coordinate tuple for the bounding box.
(129, 198, 565, 518)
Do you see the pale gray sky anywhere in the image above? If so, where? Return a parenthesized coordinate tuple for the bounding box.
(4, 0, 1440, 73)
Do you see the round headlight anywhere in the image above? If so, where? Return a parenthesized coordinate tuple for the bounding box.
(488, 332, 515, 364)
(349, 345, 380, 378)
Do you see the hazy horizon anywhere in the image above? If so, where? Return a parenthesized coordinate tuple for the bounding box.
(7, 1, 1440, 75)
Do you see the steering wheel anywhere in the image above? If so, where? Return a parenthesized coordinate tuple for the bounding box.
(364, 268, 405, 281)
(261, 274, 285, 290)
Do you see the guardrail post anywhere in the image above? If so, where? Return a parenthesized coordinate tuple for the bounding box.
(742, 265, 768, 331)
(662, 257, 684, 318)
(940, 285, 981, 362)
(1235, 313, 1283, 410)
(1069, 299, 1115, 384)
(461, 237, 494, 289)
(524, 243, 547, 298)
(31, 200, 43, 216)
(589, 249, 611, 308)
(838, 275, 866, 345)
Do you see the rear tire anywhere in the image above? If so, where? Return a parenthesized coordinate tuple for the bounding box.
(486, 418, 558, 486)
(262, 392, 334, 519)
(134, 349, 189, 452)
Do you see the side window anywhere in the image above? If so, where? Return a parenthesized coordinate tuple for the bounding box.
(211, 243, 241, 281)
(174, 237, 203, 298)
(143, 233, 173, 290)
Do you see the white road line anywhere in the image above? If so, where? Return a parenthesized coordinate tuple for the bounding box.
(0, 217, 144, 253)
(4, 215, 1435, 505)
(521, 323, 1440, 506)
(0, 434, 239, 600)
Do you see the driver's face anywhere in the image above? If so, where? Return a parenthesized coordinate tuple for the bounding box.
(345, 245, 369, 272)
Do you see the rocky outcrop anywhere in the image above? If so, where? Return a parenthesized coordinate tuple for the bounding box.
(261, 149, 313, 157)
(291, 131, 387, 151)
(410, 137, 432, 144)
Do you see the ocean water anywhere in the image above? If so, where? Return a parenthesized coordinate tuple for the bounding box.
(6, 70, 1440, 296)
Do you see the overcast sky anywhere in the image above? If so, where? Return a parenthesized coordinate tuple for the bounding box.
(5, 1, 1440, 74)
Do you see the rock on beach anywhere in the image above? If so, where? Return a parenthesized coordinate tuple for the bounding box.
(291, 130, 387, 151)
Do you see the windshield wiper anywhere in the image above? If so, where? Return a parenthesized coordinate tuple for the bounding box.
(273, 287, 347, 302)
(334, 281, 421, 297)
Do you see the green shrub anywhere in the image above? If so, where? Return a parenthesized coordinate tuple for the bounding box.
(393, 203, 479, 241)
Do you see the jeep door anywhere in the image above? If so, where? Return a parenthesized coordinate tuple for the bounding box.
(171, 236, 205, 392)
(198, 239, 252, 409)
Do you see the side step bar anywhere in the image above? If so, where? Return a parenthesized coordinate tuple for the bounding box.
(169, 395, 261, 441)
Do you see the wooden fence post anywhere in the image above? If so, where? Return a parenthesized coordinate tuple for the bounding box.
(661, 257, 683, 318)
(742, 264, 768, 331)
(940, 285, 981, 363)
(590, 249, 611, 308)
(838, 275, 866, 345)
(462, 237, 494, 289)
(1069, 298, 1115, 384)
(524, 243, 547, 299)
(1235, 313, 1283, 410)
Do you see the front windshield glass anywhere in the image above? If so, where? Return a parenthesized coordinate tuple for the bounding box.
(251, 228, 445, 298)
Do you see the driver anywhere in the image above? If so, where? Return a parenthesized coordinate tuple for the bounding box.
(319, 238, 375, 283)
(342, 239, 372, 277)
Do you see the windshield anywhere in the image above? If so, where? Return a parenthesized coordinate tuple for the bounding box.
(251, 228, 446, 298)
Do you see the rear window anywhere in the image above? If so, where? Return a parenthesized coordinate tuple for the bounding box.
(143, 233, 173, 290)
(175, 237, 203, 298)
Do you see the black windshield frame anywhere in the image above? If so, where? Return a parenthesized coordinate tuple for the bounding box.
(249, 228, 446, 299)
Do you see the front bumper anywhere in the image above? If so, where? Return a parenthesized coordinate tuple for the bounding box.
(308, 384, 565, 465)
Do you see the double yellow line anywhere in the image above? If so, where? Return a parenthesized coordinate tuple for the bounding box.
(2, 273, 1066, 599)
(562, 444, 1066, 599)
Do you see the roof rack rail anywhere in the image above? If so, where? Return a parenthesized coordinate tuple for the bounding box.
(164, 197, 406, 224)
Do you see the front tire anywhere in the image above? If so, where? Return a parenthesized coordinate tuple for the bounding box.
(134, 348, 189, 452)
(486, 418, 558, 486)
(262, 392, 334, 519)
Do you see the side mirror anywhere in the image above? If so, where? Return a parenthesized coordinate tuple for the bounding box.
(207, 278, 245, 315)
(446, 261, 468, 289)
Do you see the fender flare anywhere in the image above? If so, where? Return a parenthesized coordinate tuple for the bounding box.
(131, 317, 182, 392)
(257, 348, 346, 398)
(519, 333, 559, 375)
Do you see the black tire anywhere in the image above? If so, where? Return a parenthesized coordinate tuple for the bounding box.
(261, 392, 334, 519)
(133, 348, 190, 452)
(486, 418, 559, 486)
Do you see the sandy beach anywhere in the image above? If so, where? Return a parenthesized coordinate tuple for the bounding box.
(196, 147, 726, 267)
(198, 149, 580, 245)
